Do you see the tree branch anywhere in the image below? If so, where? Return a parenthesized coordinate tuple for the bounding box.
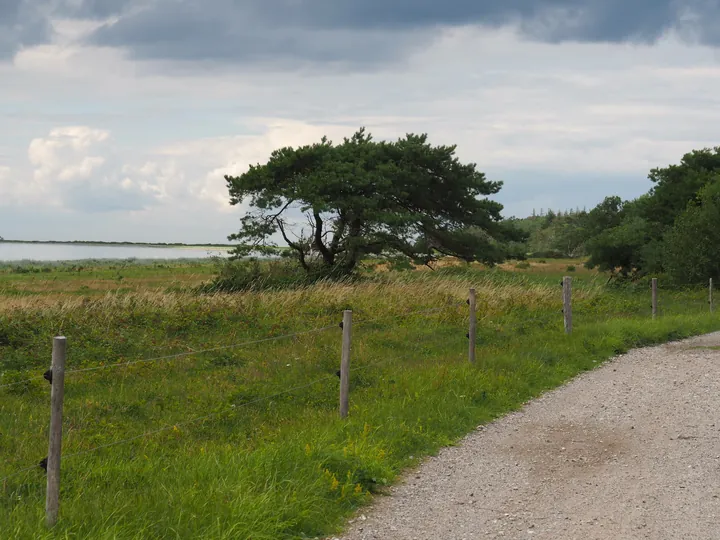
(278, 220, 309, 271)
(268, 199, 295, 225)
(329, 213, 347, 255)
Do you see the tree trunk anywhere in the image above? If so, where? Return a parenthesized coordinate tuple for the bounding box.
(313, 212, 335, 266)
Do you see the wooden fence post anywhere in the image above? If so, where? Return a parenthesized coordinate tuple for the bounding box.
(651, 278, 658, 319)
(339, 310, 352, 419)
(710, 278, 714, 314)
(468, 289, 477, 364)
(46, 336, 66, 528)
(563, 276, 572, 334)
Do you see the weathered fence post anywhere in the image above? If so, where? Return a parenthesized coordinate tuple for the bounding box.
(562, 276, 572, 334)
(339, 310, 352, 419)
(46, 336, 66, 528)
(710, 278, 714, 314)
(468, 288, 477, 364)
(651, 278, 658, 319)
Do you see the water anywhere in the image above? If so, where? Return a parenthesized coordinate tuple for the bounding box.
(0, 242, 231, 262)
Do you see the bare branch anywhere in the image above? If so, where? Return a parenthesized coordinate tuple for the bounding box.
(278, 220, 309, 271)
(266, 199, 295, 226)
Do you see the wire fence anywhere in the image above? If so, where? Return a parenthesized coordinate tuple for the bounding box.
(1, 276, 717, 528)
(0, 305, 462, 481)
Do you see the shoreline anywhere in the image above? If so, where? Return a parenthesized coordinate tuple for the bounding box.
(0, 240, 234, 249)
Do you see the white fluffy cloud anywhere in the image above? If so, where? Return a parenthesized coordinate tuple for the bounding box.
(17, 126, 172, 211)
(1, 21, 720, 242)
(28, 126, 108, 184)
(154, 119, 361, 211)
(7, 121, 353, 216)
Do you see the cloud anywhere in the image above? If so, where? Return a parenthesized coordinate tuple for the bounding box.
(20, 126, 169, 212)
(28, 126, 108, 178)
(0, 0, 51, 59)
(0, 166, 13, 201)
(82, 0, 720, 67)
(2, 17, 720, 242)
(152, 119, 358, 211)
(4, 0, 720, 68)
(5, 121, 350, 216)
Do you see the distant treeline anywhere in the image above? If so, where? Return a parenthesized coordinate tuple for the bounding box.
(508, 146, 720, 285)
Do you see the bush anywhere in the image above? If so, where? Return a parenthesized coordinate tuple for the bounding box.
(515, 261, 531, 269)
(566, 265, 576, 272)
(529, 250, 565, 259)
(200, 258, 356, 293)
(503, 241, 528, 261)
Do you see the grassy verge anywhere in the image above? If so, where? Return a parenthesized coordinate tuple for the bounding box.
(0, 266, 718, 539)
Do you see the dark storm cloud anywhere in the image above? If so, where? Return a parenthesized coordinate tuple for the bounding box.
(85, 1, 426, 66)
(55, 0, 135, 19)
(3, 0, 720, 64)
(84, 0, 720, 65)
(0, 0, 134, 60)
(0, 0, 51, 59)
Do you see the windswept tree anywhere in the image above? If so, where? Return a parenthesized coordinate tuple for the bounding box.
(225, 128, 523, 275)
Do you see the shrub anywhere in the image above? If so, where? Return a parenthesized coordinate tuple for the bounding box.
(200, 258, 356, 293)
(566, 265, 576, 272)
(529, 250, 565, 259)
(515, 261, 531, 269)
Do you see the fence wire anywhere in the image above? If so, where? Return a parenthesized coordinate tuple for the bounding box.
(0, 303, 461, 483)
(0, 374, 47, 390)
(0, 373, 337, 485)
(64, 324, 338, 376)
(2, 284, 717, 488)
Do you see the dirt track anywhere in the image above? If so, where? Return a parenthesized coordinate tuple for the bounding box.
(335, 332, 720, 540)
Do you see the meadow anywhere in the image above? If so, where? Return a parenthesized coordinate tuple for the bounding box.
(1, 258, 718, 539)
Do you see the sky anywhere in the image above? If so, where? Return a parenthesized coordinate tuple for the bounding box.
(1, 0, 720, 244)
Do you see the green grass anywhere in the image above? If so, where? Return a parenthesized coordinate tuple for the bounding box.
(0, 264, 718, 539)
(0, 260, 218, 299)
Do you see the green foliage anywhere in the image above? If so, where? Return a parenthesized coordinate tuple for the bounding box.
(583, 196, 625, 237)
(529, 250, 566, 259)
(506, 209, 589, 259)
(578, 147, 720, 282)
(225, 128, 525, 276)
(646, 147, 720, 227)
(584, 216, 653, 276)
(663, 180, 720, 284)
(503, 241, 528, 261)
(566, 265, 576, 272)
(1, 263, 718, 537)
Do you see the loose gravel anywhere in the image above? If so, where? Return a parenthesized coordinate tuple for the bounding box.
(333, 332, 720, 540)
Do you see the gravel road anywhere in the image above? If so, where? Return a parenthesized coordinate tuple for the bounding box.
(334, 332, 720, 540)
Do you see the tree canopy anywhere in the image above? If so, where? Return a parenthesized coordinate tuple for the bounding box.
(225, 128, 523, 275)
(663, 179, 720, 284)
(584, 147, 720, 279)
(508, 146, 720, 284)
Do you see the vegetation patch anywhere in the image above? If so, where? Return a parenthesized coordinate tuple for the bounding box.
(0, 263, 717, 539)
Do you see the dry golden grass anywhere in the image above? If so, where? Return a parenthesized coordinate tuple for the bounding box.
(0, 272, 601, 322)
(2, 261, 716, 540)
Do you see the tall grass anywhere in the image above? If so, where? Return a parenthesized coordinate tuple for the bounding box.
(0, 265, 717, 538)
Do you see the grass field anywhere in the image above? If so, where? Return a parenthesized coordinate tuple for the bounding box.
(1, 259, 718, 539)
